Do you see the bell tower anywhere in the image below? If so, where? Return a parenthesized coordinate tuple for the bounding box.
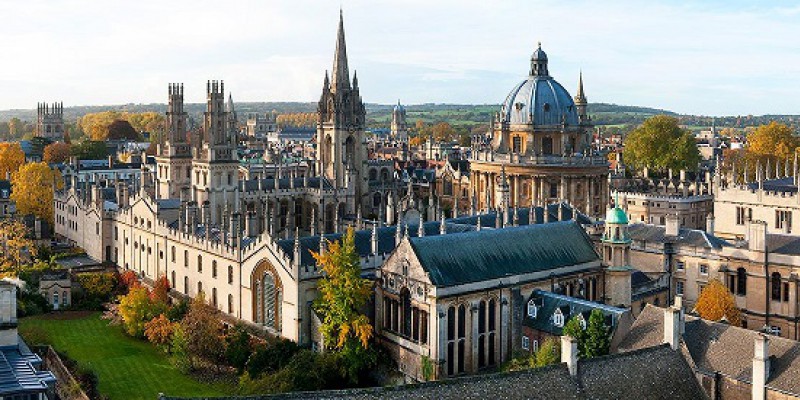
(316, 10, 367, 207)
(155, 83, 192, 199)
(603, 193, 632, 307)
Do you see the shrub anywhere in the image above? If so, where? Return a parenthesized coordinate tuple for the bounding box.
(17, 290, 50, 317)
(225, 325, 252, 374)
(239, 350, 342, 395)
(180, 292, 225, 366)
(245, 339, 300, 378)
(118, 286, 165, 338)
(150, 275, 170, 305)
(76, 272, 117, 302)
(119, 270, 138, 291)
(171, 325, 191, 373)
(166, 298, 189, 322)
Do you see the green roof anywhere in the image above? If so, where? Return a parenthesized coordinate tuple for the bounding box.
(409, 221, 599, 287)
(605, 207, 628, 225)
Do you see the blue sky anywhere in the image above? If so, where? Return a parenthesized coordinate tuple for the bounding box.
(1, 0, 799, 116)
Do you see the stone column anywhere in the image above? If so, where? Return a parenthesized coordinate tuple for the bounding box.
(531, 177, 539, 208)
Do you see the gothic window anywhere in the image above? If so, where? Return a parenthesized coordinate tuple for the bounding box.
(736, 268, 747, 296)
(542, 137, 554, 155)
(373, 192, 382, 208)
(400, 288, 412, 337)
(345, 136, 356, 169)
(771, 272, 782, 301)
(478, 300, 486, 368)
(171, 246, 176, 263)
(212, 288, 218, 308)
(253, 261, 283, 331)
(171, 271, 176, 289)
(443, 179, 453, 196)
(446, 306, 456, 376)
(197, 255, 203, 273)
(457, 304, 466, 373)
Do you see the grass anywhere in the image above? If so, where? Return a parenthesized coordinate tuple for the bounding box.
(20, 312, 234, 400)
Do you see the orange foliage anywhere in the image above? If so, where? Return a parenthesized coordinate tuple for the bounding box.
(145, 314, 176, 349)
(693, 279, 742, 326)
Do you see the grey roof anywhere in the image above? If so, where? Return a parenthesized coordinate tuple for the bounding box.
(500, 75, 579, 126)
(277, 203, 592, 268)
(523, 290, 627, 336)
(241, 177, 333, 191)
(627, 223, 729, 249)
(0, 339, 56, 395)
(747, 177, 797, 193)
(163, 345, 704, 400)
(40, 269, 69, 281)
(410, 221, 599, 287)
(766, 234, 800, 256)
(618, 304, 800, 395)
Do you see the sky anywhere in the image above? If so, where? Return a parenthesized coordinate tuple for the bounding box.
(1, 0, 800, 116)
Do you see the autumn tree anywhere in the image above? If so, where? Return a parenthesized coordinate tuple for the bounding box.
(276, 113, 316, 128)
(0, 142, 25, 180)
(0, 219, 34, 276)
(746, 122, 798, 165)
(151, 275, 171, 305)
(431, 122, 456, 142)
(119, 285, 164, 338)
(623, 115, 700, 173)
(10, 162, 63, 224)
(694, 279, 742, 326)
(312, 228, 375, 383)
(145, 314, 176, 352)
(106, 119, 139, 141)
(126, 112, 165, 136)
(79, 111, 123, 140)
(180, 291, 225, 367)
(409, 135, 427, 147)
(43, 142, 71, 164)
(582, 309, 611, 358)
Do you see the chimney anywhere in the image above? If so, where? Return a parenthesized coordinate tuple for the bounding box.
(0, 282, 18, 347)
(752, 334, 770, 400)
(748, 220, 767, 252)
(674, 296, 685, 334)
(561, 335, 579, 376)
(664, 306, 681, 350)
(108, 155, 114, 169)
(706, 213, 715, 235)
(665, 214, 680, 236)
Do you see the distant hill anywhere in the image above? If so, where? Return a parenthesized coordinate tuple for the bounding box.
(1, 102, 798, 132)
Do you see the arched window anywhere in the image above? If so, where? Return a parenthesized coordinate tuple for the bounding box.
(478, 300, 487, 368)
(369, 169, 378, 181)
(197, 255, 203, 273)
(446, 306, 456, 376)
(736, 268, 747, 296)
(488, 299, 496, 366)
(171, 271, 176, 288)
(771, 272, 782, 301)
(197, 281, 203, 295)
(457, 304, 466, 374)
(253, 261, 283, 331)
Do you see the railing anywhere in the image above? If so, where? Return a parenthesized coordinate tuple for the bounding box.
(472, 151, 607, 166)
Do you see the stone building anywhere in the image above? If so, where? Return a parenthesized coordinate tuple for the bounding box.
(470, 45, 608, 218)
(39, 270, 71, 310)
(35, 102, 64, 141)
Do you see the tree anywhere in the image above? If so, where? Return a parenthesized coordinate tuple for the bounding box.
(145, 314, 176, 352)
(76, 272, 116, 300)
(747, 122, 798, 163)
(431, 122, 456, 142)
(119, 285, 162, 338)
(311, 228, 373, 350)
(180, 291, 225, 367)
(622, 115, 700, 173)
(225, 324, 253, 374)
(409, 135, 426, 147)
(534, 337, 561, 367)
(43, 142, 71, 164)
(0, 219, 35, 276)
(106, 119, 139, 141)
(7, 118, 21, 138)
(562, 316, 587, 357)
(150, 275, 170, 305)
(126, 112, 165, 136)
(171, 324, 191, 373)
(582, 309, 611, 358)
(0, 142, 25, 180)
(694, 279, 742, 326)
(71, 141, 108, 160)
(10, 162, 63, 224)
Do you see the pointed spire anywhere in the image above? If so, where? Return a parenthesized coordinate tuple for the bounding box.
(353, 70, 359, 89)
(331, 9, 350, 91)
(293, 228, 301, 266)
(396, 213, 403, 243)
(310, 208, 316, 236)
(227, 93, 235, 113)
(576, 71, 586, 102)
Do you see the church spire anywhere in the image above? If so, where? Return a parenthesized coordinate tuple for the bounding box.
(331, 9, 350, 91)
(576, 71, 586, 102)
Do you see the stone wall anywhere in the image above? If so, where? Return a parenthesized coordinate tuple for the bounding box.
(39, 345, 90, 400)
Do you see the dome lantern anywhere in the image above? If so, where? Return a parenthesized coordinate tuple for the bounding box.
(530, 42, 549, 77)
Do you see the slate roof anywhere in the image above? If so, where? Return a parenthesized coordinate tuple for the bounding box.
(747, 177, 797, 193)
(169, 345, 704, 400)
(523, 290, 627, 336)
(618, 304, 800, 396)
(627, 223, 729, 249)
(277, 203, 592, 268)
(766, 234, 800, 256)
(410, 221, 599, 287)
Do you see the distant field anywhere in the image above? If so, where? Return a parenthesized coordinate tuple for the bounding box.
(20, 312, 234, 400)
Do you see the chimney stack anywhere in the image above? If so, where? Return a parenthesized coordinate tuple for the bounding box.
(752, 334, 770, 400)
(706, 213, 715, 235)
(674, 296, 685, 334)
(664, 306, 681, 350)
(665, 214, 680, 236)
(0, 282, 18, 347)
(561, 335, 579, 376)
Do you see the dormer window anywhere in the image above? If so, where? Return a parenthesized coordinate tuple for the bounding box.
(578, 315, 587, 330)
(553, 309, 565, 327)
(527, 300, 538, 318)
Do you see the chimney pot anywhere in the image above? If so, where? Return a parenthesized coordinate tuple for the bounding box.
(561, 335, 579, 376)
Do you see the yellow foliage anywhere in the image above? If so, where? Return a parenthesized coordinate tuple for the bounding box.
(0, 219, 34, 275)
(276, 113, 316, 128)
(747, 122, 798, 161)
(10, 162, 63, 224)
(693, 279, 742, 326)
(79, 111, 165, 141)
(0, 142, 25, 180)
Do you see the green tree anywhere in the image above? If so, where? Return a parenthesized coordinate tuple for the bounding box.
(622, 115, 700, 173)
(562, 316, 587, 357)
(583, 309, 611, 358)
(311, 228, 375, 383)
(170, 324, 191, 373)
(225, 324, 252, 374)
(534, 337, 561, 367)
(71, 141, 108, 160)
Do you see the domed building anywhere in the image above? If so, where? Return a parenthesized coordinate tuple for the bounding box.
(470, 44, 608, 218)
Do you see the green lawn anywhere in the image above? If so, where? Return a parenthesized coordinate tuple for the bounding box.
(20, 312, 234, 400)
